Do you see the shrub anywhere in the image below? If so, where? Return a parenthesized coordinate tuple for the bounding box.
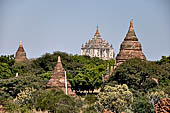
(132, 96, 153, 113)
(96, 84, 133, 112)
(33, 89, 78, 113)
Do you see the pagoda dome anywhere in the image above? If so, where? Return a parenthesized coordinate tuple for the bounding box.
(15, 41, 28, 62)
(116, 20, 146, 66)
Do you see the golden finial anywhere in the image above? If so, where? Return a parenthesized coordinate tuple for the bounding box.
(110, 44, 112, 48)
(58, 56, 61, 62)
(130, 19, 133, 29)
(95, 24, 100, 34)
(19, 40, 23, 47)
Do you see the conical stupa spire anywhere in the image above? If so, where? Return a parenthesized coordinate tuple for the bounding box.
(54, 56, 64, 72)
(15, 40, 27, 62)
(58, 56, 61, 62)
(129, 19, 133, 29)
(95, 24, 100, 35)
(116, 20, 146, 66)
(19, 40, 23, 47)
(47, 56, 76, 96)
(17, 40, 25, 52)
(124, 19, 138, 41)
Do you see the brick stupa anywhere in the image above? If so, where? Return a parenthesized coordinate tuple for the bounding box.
(116, 20, 146, 66)
(154, 98, 170, 113)
(47, 56, 76, 96)
(15, 41, 27, 62)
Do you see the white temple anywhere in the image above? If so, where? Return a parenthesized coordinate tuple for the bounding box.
(81, 25, 114, 60)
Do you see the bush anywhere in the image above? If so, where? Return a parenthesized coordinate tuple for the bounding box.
(0, 75, 48, 98)
(14, 87, 36, 107)
(0, 63, 13, 78)
(83, 106, 97, 113)
(96, 84, 133, 112)
(148, 91, 169, 107)
(132, 96, 153, 113)
(109, 59, 168, 92)
(40, 71, 52, 80)
(84, 94, 97, 105)
(33, 89, 78, 113)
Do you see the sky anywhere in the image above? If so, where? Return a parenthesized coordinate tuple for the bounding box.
(0, 0, 170, 61)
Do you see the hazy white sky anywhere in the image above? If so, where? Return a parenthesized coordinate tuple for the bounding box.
(0, 0, 170, 61)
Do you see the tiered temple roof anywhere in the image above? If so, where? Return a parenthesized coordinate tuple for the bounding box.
(116, 20, 146, 66)
(82, 25, 112, 49)
(47, 56, 76, 96)
(81, 25, 114, 60)
(15, 41, 27, 62)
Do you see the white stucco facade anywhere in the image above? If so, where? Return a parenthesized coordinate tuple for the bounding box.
(81, 26, 114, 60)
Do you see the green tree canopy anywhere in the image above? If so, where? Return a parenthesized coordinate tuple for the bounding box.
(156, 55, 170, 64)
(96, 84, 133, 113)
(32, 51, 110, 92)
(32, 89, 79, 113)
(0, 55, 15, 66)
(109, 58, 169, 92)
(68, 64, 106, 93)
(0, 55, 15, 79)
(0, 74, 48, 99)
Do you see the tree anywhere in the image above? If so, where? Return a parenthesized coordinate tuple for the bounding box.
(32, 51, 74, 74)
(0, 74, 48, 99)
(156, 56, 170, 93)
(30, 51, 110, 92)
(84, 94, 97, 105)
(3, 89, 81, 113)
(32, 89, 79, 113)
(82, 95, 98, 113)
(109, 58, 169, 92)
(39, 71, 52, 80)
(0, 55, 15, 66)
(132, 96, 153, 113)
(14, 87, 36, 107)
(96, 84, 133, 113)
(156, 55, 170, 64)
(0, 63, 13, 78)
(0, 55, 15, 79)
(69, 64, 106, 93)
(148, 91, 169, 107)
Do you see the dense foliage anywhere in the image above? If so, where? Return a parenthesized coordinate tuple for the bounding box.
(69, 64, 105, 93)
(0, 53, 170, 112)
(0, 52, 110, 93)
(156, 55, 170, 64)
(32, 52, 109, 92)
(109, 58, 170, 93)
(107, 57, 170, 112)
(0, 52, 109, 112)
(0, 55, 15, 78)
(96, 84, 133, 113)
(33, 89, 79, 113)
(132, 96, 153, 113)
(0, 74, 48, 99)
(4, 89, 82, 113)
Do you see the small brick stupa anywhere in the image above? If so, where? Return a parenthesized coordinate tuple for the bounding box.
(15, 41, 27, 62)
(154, 98, 170, 113)
(116, 20, 146, 66)
(47, 56, 76, 96)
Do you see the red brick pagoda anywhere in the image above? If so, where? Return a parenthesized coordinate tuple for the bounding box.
(47, 56, 76, 96)
(115, 20, 146, 66)
(15, 41, 28, 62)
